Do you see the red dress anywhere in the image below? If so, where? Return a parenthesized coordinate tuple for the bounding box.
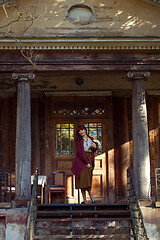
(71, 136, 97, 189)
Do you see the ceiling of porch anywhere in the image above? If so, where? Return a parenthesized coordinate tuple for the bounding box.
(0, 71, 160, 97)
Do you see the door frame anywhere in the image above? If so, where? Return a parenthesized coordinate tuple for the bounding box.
(51, 97, 108, 203)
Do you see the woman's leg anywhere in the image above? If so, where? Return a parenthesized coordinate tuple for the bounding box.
(87, 190, 95, 202)
(81, 188, 87, 202)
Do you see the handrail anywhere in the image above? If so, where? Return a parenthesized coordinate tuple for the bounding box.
(127, 167, 149, 240)
(24, 169, 39, 240)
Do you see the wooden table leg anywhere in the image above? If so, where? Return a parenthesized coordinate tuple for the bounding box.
(49, 190, 51, 204)
(41, 186, 43, 204)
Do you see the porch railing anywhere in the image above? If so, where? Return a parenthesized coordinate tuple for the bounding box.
(0, 169, 15, 203)
(24, 168, 39, 240)
(127, 167, 149, 240)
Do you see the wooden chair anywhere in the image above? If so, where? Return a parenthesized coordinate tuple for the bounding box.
(48, 171, 66, 204)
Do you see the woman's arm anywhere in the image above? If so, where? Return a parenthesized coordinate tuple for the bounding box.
(76, 141, 90, 165)
(89, 136, 98, 153)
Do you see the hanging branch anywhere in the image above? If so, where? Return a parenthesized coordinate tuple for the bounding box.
(0, 29, 37, 71)
(0, 1, 39, 71)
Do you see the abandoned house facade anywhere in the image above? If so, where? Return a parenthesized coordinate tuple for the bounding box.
(0, 0, 160, 239)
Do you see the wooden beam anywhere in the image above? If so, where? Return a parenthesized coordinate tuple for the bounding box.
(0, 52, 160, 72)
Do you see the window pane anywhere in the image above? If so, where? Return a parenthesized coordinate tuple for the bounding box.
(62, 129, 69, 150)
(56, 123, 75, 155)
(89, 123, 97, 127)
(56, 129, 61, 150)
(89, 128, 97, 139)
(61, 124, 69, 128)
(87, 122, 103, 153)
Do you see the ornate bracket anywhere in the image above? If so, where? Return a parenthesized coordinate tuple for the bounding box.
(127, 71, 150, 80)
(12, 73, 35, 82)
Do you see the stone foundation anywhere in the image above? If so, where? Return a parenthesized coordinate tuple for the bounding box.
(0, 207, 28, 240)
(140, 202, 160, 240)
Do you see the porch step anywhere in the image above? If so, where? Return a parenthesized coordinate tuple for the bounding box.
(33, 234, 136, 239)
(34, 203, 136, 240)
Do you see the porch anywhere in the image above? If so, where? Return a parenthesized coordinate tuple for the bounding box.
(1, 51, 160, 204)
(0, 51, 160, 240)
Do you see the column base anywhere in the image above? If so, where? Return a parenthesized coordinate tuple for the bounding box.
(152, 201, 160, 208)
(12, 199, 30, 208)
(139, 199, 153, 207)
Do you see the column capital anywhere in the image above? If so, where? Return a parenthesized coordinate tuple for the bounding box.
(127, 71, 150, 80)
(12, 72, 35, 82)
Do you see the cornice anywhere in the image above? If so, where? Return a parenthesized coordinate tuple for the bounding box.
(1, 38, 160, 51)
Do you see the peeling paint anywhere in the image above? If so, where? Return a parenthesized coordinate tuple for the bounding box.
(0, 208, 28, 240)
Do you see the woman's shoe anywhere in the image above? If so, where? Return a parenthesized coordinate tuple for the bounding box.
(92, 200, 96, 204)
(81, 201, 87, 204)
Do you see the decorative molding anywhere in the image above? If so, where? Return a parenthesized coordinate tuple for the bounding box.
(127, 71, 150, 80)
(1, 38, 160, 51)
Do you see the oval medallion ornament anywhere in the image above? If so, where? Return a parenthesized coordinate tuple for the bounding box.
(66, 3, 96, 25)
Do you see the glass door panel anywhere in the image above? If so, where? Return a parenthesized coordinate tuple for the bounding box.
(79, 119, 106, 203)
(84, 122, 103, 154)
(56, 123, 74, 155)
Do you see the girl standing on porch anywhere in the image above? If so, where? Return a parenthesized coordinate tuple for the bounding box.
(71, 125, 97, 204)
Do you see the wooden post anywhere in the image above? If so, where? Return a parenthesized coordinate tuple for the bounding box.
(12, 73, 35, 201)
(127, 71, 151, 200)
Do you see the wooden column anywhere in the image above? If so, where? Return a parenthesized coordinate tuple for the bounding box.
(12, 73, 35, 201)
(127, 71, 150, 200)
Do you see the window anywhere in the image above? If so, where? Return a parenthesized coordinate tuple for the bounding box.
(56, 124, 74, 155)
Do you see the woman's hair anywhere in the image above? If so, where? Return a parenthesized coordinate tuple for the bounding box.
(76, 124, 87, 141)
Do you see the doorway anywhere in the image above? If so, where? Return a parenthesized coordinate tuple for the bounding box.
(52, 98, 107, 203)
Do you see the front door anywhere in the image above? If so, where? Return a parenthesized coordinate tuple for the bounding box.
(52, 98, 107, 203)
